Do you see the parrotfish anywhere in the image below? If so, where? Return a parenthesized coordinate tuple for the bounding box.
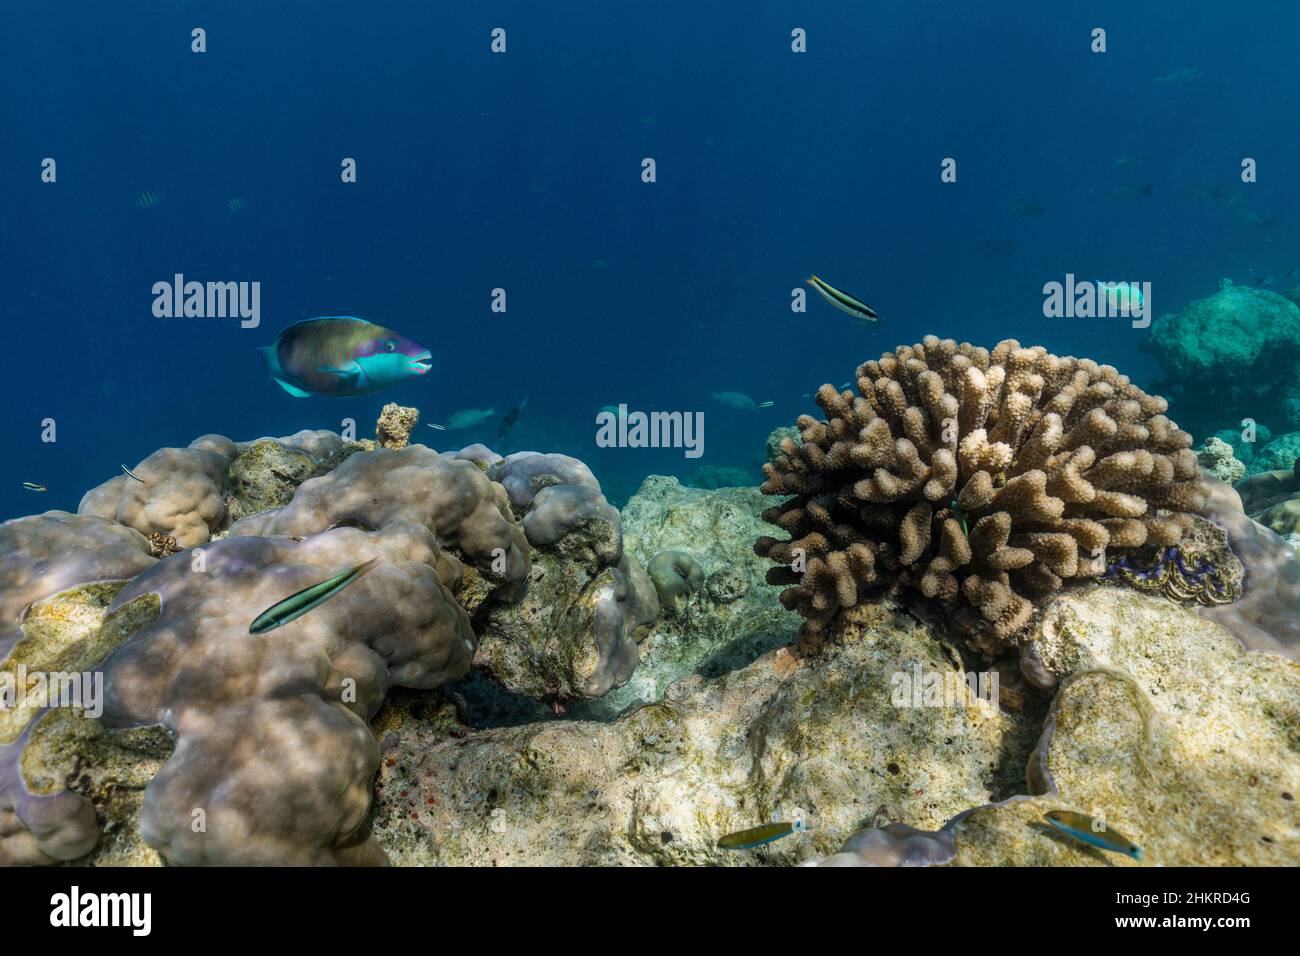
(1043, 811, 1143, 860)
(806, 274, 880, 323)
(428, 407, 498, 431)
(712, 391, 775, 410)
(498, 397, 528, 441)
(718, 819, 807, 850)
(258, 317, 433, 398)
(1099, 281, 1144, 312)
(249, 556, 382, 635)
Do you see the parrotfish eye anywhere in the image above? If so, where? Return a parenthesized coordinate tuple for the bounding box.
(384, 340, 396, 352)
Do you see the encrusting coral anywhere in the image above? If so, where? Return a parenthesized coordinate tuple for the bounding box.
(755, 336, 1210, 653)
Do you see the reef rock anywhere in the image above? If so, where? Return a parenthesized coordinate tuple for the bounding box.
(1143, 283, 1300, 434)
(371, 600, 1039, 866)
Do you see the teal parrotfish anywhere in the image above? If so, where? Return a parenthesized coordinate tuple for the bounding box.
(258, 317, 433, 398)
(1043, 811, 1143, 860)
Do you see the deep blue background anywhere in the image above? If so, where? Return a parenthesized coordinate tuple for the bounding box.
(2, 0, 1297, 517)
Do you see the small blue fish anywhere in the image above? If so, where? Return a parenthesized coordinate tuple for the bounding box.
(135, 191, 165, 209)
(717, 819, 806, 850)
(1044, 811, 1142, 860)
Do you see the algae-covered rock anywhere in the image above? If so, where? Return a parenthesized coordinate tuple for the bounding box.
(613, 477, 797, 713)
(1143, 284, 1300, 434)
(951, 586, 1300, 866)
(1196, 436, 1245, 484)
(372, 601, 1039, 866)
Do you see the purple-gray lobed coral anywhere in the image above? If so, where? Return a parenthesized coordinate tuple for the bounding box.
(99, 522, 474, 865)
(230, 443, 531, 600)
(1197, 476, 1300, 660)
(0, 512, 156, 656)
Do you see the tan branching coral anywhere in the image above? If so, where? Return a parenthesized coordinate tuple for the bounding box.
(755, 337, 1209, 652)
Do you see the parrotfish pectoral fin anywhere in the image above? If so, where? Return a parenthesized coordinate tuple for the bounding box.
(316, 364, 359, 376)
(274, 378, 315, 398)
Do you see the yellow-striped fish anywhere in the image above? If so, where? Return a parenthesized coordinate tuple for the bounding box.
(1044, 811, 1143, 860)
(249, 556, 381, 635)
(806, 274, 880, 322)
(717, 819, 806, 850)
(135, 191, 165, 209)
(21, 482, 46, 492)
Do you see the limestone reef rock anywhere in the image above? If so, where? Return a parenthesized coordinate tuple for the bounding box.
(613, 477, 797, 715)
(1196, 436, 1246, 484)
(1142, 281, 1300, 435)
(756, 337, 1208, 655)
(376, 402, 420, 449)
(369, 580, 1298, 867)
(472, 452, 658, 701)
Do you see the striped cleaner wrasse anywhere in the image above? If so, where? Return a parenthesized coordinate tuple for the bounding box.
(806, 274, 880, 322)
(249, 556, 382, 635)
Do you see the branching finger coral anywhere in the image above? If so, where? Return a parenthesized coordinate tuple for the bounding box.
(755, 337, 1209, 652)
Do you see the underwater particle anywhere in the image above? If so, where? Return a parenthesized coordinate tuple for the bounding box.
(1043, 810, 1142, 860)
(257, 316, 433, 398)
(21, 482, 46, 492)
(806, 274, 881, 323)
(249, 555, 382, 634)
(717, 818, 806, 850)
(120, 464, 146, 483)
(135, 191, 164, 208)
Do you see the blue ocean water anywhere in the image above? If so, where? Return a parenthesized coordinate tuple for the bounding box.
(3, 1, 1297, 518)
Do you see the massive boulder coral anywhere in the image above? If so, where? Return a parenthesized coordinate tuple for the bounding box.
(1141, 281, 1300, 434)
(0, 512, 156, 654)
(229, 444, 531, 603)
(96, 522, 473, 865)
(78, 429, 349, 544)
(756, 337, 1209, 653)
